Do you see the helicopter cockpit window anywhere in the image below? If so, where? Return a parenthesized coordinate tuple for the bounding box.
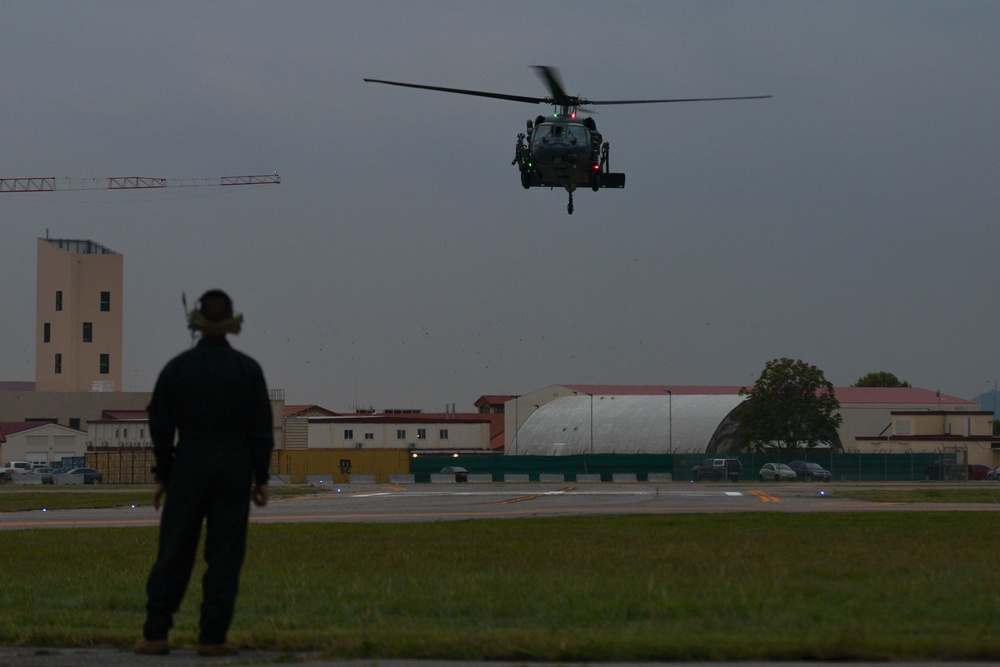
(532, 124, 554, 144)
(567, 125, 588, 143)
(533, 123, 588, 146)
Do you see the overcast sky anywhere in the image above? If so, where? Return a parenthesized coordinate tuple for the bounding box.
(1, 1, 998, 411)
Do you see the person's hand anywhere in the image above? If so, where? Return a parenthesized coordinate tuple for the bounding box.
(152, 483, 167, 511)
(252, 484, 269, 507)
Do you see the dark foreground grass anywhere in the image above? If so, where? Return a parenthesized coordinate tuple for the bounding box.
(3, 513, 999, 660)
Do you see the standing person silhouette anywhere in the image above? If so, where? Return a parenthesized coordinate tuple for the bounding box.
(136, 289, 273, 657)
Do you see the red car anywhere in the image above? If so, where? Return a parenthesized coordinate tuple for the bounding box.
(968, 465, 991, 481)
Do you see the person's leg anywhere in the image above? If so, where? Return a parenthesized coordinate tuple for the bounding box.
(143, 481, 208, 640)
(198, 466, 252, 645)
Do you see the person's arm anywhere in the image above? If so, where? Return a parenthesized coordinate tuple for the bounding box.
(248, 365, 275, 486)
(147, 364, 178, 486)
(252, 484, 269, 507)
(152, 483, 168, 511)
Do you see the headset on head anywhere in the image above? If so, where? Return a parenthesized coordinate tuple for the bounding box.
(182, 291, 243, 343)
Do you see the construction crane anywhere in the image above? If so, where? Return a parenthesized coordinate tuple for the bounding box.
(0, 173, 280, 193)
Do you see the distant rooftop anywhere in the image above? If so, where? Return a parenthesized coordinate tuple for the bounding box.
(0, 381, 35, 392)
(43, 238, 119, 255)
(561, 384, 974, 406)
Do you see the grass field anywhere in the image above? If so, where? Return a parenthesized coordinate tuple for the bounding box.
(3, 509, 1000, 660)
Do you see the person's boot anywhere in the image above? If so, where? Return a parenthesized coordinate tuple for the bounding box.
(134, 639, 170, 655)
(197, 642, 239, 657)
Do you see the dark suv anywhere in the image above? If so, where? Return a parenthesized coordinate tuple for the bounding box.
(690, 458, 742, 482)
(788, 460, 832, 481)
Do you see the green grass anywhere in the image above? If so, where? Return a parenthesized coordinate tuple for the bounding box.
(838, 487, 1000, 503)
(3, 513, 1000, 660)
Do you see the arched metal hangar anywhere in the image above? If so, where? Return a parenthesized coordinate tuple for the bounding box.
(508, 393, 745, 456)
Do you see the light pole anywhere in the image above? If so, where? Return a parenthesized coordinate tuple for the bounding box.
(664, 389, 673, 454)
(513, 397, 517, 455)
(987, 380, 998, 435)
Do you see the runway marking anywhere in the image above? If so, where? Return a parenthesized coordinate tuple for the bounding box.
(496, 486, 574, 505)
(500, 494, 542, 505)
(748, 489, 780, 503)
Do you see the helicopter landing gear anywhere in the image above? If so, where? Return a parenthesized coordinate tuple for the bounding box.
(567, 190, 574, 214)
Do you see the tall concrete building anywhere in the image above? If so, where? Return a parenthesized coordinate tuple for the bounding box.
(35, 238, 123, 392)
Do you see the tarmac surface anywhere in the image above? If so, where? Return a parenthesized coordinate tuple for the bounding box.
(3, 480, 999, 530)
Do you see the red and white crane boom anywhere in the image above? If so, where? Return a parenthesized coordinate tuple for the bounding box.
(0, 173, 280, 193)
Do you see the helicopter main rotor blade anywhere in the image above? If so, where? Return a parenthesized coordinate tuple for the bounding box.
(587, 95, 772, 105)
(364, 78, 545, 105)
(531, 66, 572, 106)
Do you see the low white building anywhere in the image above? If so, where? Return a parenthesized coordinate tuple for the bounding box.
(0, 421, 87, 465)
(304, 412, 499, 455)
(87, 410, 152, 449)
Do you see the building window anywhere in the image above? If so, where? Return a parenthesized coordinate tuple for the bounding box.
(396, 429, 406, 440)
(69, 418, 81, 430)
(344, 429, 354, 440)
(100, 291, 110, 312)
(82, 322, 93, 342)
(99, 354, 110, 374)
(54, 354, 62, 374)
(43, 323, 51, 343)
(440, 429, 449, 440)
(417, 428, 427, 440)
(55, 291, 63, 311)
(364, 431, 374, 440)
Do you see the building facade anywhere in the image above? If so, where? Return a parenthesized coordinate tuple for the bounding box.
(0, 421, 88, 465)
(35, 238, 123, 392)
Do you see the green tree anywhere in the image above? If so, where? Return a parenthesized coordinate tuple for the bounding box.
(852, 371, 911, 388)
(738, 358, 843, 452)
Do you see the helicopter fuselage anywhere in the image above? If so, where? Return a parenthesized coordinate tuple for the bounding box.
(514, 116, 625, 197)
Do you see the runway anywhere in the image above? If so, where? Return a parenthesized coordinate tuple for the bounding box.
(2, 481, 997, 530)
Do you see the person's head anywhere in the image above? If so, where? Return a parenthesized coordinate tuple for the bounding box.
(188, 289, 242, 337)
(197, 289, 234, 323)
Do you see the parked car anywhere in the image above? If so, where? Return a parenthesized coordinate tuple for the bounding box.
(690, 458, 742, 482)
(2, 461, 33, 475)
(924, 459, 961, 481)
(987, 465, 1000, 481)
(40, 466, 71, 485)
(788, 460, 832, 482)
(758, 462, 797, 482)
(439, 466, 468, 482)
(65, 467, 102, 484)
(967, 465, 991, 481)
(31, 466, 53, 476)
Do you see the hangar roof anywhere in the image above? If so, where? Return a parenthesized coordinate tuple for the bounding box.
(512, 394, 745, 456)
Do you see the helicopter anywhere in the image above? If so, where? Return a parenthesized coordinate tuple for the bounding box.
(365, 66, 770, 214)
